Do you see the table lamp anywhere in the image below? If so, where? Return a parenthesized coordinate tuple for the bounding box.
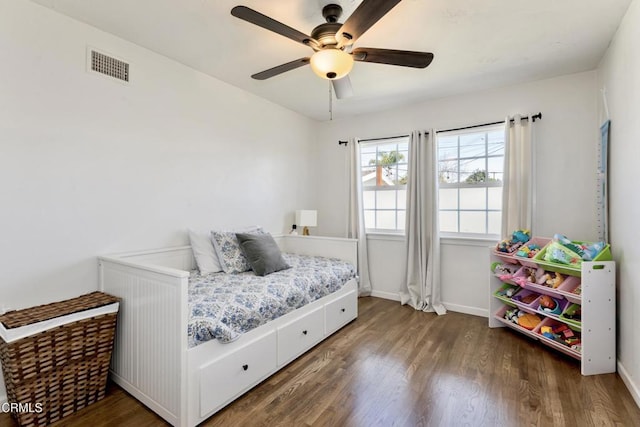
(295, 210, 317, 236)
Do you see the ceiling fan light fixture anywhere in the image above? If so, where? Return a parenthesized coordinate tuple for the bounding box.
(310, 48, 354, 80)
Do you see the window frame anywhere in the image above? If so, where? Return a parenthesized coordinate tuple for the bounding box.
(359, 136, 410, 235)
(437, 124, 505, 239)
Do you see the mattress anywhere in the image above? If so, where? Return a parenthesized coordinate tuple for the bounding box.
(188, 253, 356, 347)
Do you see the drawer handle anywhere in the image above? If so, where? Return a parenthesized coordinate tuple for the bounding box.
(341, 308, 346, 312)
(242, 364, 248, 371)
(302, 330, 308, 335)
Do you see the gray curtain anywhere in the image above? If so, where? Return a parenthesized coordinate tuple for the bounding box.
(347, 138, 372, 296)
(399, 131, 446, 314)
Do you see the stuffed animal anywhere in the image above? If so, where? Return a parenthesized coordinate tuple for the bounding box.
(546, 272, 564, 289)
(538, 272, 564, 288)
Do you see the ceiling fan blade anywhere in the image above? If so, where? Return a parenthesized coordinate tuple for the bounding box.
(332, 76, 354, 99)
(231, 6, 317, 48)
(337, 0, 402, 46)
(251, 58, 311, 80)
(352, 48, 434, 68)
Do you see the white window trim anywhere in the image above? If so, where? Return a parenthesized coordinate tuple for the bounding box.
(360, 136, 409, 235)
(437, 123, 505, 237)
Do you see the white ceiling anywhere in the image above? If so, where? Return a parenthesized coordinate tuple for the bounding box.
(31, 0, 631, 121)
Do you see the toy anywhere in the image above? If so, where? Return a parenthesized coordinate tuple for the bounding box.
(540, 323, 581, 351)
(562, 304, 582, 321)
(496, 230, 531, 254)
(552, 234, 606, 261)
(512, 292, 538, 305)
(495, 285, 520, 299)
(513, 230, 531, 243)
(492, 262, 519, 281)
(538, 271, 564, 288)
(513, 266, 543, 287)
(539, 295, 562, 315)
(505, 308, 540, 330)
(545, 242, 581, 266)
(517, 313, 541, 330)
(516, 243, 541, 258)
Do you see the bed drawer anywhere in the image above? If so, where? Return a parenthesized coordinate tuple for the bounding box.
(277, 305, 324, 366)
(198, 331, 276, 417)
(325, 289, 357, 335)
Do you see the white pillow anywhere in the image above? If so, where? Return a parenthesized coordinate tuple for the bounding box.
(188, 229, 222, 274)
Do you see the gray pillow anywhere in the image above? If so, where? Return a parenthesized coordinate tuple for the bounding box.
(235, 233, 290, 276)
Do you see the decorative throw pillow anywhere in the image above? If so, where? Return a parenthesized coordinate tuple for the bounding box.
(236, 233, 290, 276)
(188, 229, 222, 274)
(211, 227, 264, 274)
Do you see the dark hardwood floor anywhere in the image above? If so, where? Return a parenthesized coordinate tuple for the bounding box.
(2, 297, 639, 426)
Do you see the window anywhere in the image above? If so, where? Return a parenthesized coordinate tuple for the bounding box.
(360, 136, 409, 233)
(437, 124, 505, 237)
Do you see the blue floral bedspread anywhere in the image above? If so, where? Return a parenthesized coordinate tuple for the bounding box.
(188, 253, 356, 347)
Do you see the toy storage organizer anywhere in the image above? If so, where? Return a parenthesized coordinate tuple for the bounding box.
(489, 240, 615, 376)
(0, 292, 120, 427)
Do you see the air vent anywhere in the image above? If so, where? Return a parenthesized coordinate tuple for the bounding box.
(89, 49, 129, 82)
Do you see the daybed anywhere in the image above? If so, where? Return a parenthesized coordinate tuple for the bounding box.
(98, 234, 358, 427)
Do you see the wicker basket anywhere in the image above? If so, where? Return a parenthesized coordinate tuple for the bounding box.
(0, 292, 119, 427)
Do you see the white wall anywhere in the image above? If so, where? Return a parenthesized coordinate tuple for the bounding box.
(0, 0, 316, 401)
(597, 0, 640, 406)
(314, 71, 599, 314)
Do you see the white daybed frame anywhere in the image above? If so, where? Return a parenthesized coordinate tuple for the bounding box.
(98, 235, 358, 427)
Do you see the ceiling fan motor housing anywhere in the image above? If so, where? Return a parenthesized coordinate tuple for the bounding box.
(311, 23, 342, 47)
(322, 4, 343, 23)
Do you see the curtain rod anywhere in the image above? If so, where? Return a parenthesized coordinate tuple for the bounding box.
(338, 131, 428, 146)
(436, 112, 542, 134)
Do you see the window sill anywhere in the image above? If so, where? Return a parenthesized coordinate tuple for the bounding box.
(440, 234, 498, 247)
(363, 233, 498, 246)
(365, 232, 405, 242)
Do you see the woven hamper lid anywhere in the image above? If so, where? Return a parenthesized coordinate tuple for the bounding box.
(0, 291, 120, 329)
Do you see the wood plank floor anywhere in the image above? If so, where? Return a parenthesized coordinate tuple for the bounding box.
(2, 297, 639, 426)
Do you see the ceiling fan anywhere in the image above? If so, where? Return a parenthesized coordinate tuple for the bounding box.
(230, 0, 434, 99)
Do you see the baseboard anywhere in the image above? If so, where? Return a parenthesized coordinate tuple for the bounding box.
(442, 302, 488, 318)
(618, 360, 640, 409)
(369, 293, 488, 318)
(369, 290, 400, 301)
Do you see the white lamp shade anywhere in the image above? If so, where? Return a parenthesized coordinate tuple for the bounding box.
(295, 210, 317, 227)
(310, 49, 354, 80)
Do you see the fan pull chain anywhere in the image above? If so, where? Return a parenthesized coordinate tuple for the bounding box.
(329, 81, 333, 121)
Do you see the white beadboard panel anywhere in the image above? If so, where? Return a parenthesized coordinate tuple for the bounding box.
(101, 261, 187, 425)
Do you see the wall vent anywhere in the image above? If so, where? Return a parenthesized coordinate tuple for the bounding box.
(89, 49, 130, 82)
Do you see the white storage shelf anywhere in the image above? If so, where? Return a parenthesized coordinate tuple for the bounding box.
(489, 247, 616, 376)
